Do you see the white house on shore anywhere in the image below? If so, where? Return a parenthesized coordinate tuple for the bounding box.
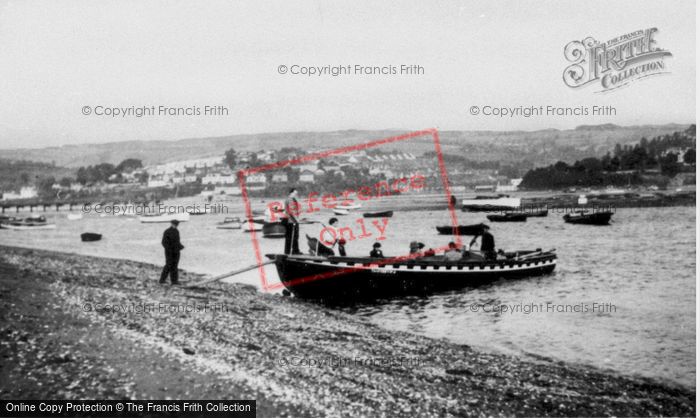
(495, 178, 523, 193)
(299, 170, 315, 183)
(2, 186, 38, 201)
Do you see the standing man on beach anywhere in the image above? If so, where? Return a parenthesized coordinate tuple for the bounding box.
(160, 219, 184, 284)
(282, 187, 301, 255)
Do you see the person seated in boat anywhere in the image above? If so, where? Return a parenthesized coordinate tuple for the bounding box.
(409, 241, 425, 254)
(445, 242, 462, 261)
(324, 217, 347, 256)
(313, 218, 347, 257)
(469, 225, 496, 260)
(369, 242, 384, 258)
(496, 249, 507, 260)
(424, 248, 436, 257)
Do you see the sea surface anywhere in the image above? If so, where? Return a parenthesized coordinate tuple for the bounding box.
(0, 198, 695, 387)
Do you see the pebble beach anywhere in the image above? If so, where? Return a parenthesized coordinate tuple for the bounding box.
(0, 245, 695, 417)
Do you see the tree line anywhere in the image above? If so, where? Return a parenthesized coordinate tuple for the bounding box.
(520, 126, 696, 189)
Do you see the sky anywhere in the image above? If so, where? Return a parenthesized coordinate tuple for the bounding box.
(0, 0, 695, 149)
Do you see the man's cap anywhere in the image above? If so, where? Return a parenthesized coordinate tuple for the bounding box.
(171, 219, 180, 225)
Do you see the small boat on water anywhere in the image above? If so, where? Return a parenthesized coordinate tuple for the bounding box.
(563, 210, 613, 225)
(262, 222, 286, 238)
(524, 209, 548, 217)
(268, 249, 557, 300)
(0, 215, 56, 230)
(436, 223, 488, 236)
(139, 212, 190, 223)
(362, 210, 393, 218)
(336, 203, 362, 211)
(487, 213, 527, 222)
(216, 217, 242, 229)
(243, 223, 263, 232)
(187, 207, 207, 216)
(333, 208, 349, 216)
(67, 213, 83, 221)
(80, 232, 102, 242)
(242, 218, 266, 232)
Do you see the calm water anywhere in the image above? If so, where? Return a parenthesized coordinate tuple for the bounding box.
(0, 199, 695, 387)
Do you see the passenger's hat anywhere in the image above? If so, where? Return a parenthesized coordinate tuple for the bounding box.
(171, 219, 180, 225)
(373, 242, 382, 248)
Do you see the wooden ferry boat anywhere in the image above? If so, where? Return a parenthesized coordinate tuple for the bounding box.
(268, 249, 557, 300)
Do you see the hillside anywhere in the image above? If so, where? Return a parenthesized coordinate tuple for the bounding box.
(0, 124, 690, 168)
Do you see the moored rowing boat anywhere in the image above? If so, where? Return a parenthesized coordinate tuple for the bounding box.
(563, 210, 613, 225)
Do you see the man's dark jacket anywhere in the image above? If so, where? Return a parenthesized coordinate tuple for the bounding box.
(162, 227, 184, 252)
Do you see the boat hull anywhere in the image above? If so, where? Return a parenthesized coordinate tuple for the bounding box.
(362, 211, 394, 218)
(262, 222, 286, 238)
(0, 223, 56, 230)
(436, 223, 487, 235)
(563, 211, 613, 225)
(487, 214, 527, 222)
(269, 252, 556, 301)
(81, 232, 102, 242)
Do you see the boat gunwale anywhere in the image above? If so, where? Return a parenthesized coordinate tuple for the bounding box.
(267, 252, 557, 269)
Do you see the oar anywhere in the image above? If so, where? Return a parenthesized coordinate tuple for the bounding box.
(187, 259, 275, 288)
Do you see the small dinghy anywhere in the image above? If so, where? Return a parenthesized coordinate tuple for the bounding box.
(187, 207, 207, 216)
(80, 232, 102, 242)
(487, 213, 527, 222)
(242, 218, 265, 232)
(67, 213, 83, 221)
(336, 203, 362, 211)
(362, 210, 393, 218)
(267, 248, 557, 301)
(563, 210, 613, 225)
(436, 223, 488, 235)
(0, 215, 56, 230)
(333, 208, 349, 216)
(216, 217, 242, 229)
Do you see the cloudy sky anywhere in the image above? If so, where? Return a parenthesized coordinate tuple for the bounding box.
(0, 0, 695, 149)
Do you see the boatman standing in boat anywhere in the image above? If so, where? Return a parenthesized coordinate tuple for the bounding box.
(282, 187, 301, 255)
(469, 224, 496, 260)
(160, 219, 184, 285)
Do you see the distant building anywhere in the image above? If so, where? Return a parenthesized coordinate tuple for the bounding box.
(272, 173, 288, 183)
(299, 170, 315, 183)
(246, 173, 267, 184)
(202, 172, 235, 185)
(2, 186, 38, 201)
(147, 177, 168, 188)
(495, 178, 523, 192)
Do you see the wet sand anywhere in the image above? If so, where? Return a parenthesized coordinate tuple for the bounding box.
(0, 245, 694, 417)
